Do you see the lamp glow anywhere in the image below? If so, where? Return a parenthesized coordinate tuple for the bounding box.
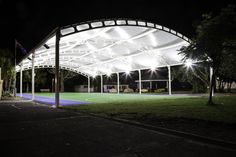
(149, 33, 158, 47)
(116, 27, 130, 39)
(151, 66, 156, 71)
(92, 73, 97, 78)
(185, 60, 193, 67)
(106, 72, 111, 77)
(125, 70, 130, 75)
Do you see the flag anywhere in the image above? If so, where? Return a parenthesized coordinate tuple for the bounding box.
(15, 39, 27, 64)
(15, 40, 27, 55)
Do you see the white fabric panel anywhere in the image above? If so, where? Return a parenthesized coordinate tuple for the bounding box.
(17, 20, 190, 77)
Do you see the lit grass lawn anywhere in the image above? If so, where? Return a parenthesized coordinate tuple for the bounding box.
(36, 93, 236, 124)
(35, 92, 189, 103)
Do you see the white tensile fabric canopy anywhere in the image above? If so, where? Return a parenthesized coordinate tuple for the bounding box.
(16, 19, 190, 76)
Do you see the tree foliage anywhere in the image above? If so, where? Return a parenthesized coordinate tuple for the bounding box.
(0, 49, 15, 96)
(23, 70, 31, 92)
(47, 69, 79, 92)
(179, 5, 236, 104)
(172, 64, 209, 93)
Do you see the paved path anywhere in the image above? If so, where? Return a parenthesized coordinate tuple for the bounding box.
(0, 100, 235, 157)
(16, 93, 89, 106)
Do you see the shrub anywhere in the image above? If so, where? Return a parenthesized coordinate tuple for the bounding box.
(124, 88, 134, 93)
(154, 88, 166, 93)
(192, 82, 207, 93)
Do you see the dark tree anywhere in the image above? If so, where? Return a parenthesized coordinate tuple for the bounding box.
(172, 64, 209, 93)
(0, 49, 15, 96)
(179, 5, 236, 105)
(48, 69, 79, 92)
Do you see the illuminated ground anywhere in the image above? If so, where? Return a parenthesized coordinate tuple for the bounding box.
(18, 93, 236, 143)
(24, 92, 236, 124)
(1, 101, 235, 156)
(34, 92, 199, 103)
(60, 93, 236, 143)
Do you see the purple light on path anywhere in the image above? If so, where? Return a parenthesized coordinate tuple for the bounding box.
(16, 93, 90, 106)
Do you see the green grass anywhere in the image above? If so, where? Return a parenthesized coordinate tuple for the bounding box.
(35, 92, 236, 124)
(35, 92, 192, 103)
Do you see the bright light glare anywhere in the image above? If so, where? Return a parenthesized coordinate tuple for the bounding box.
(125, 70, 130, 75)
(100, 32, 110, 39)
(149, 33, 158, 47)
(185, 60, 193, 67)
(151, 66, 156, 71)
(116, 27, 130, 39)
(127, 57, 132, 63)
(87, 43, 97, 50)
(92, 73, 97, 78)
(105, 69, 112, 77)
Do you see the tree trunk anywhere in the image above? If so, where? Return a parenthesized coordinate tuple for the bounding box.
(8, 78, 12, 92)
(208, 73, 215, 105)
(4, 78, 8, 91)
(227, 82, 232, 92)
(26, 83, 29, 93)
(60, 71, 64, 92)
(219, 80, 224, 92)
(229, 82, 232, 92)
(52, 79, 54, 92)
(218, 80, 221, 92)
(221, 81, 225, 92)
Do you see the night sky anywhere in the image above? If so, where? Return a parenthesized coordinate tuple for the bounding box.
(0, 0, 236, 54)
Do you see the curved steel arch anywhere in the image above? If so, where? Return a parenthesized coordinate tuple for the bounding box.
(60, 18, 191, 43)
(17, 65, 88, 78)
(17, 18, 191, 78)
(16, 18, 194, 108)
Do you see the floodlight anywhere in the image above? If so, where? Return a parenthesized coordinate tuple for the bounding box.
(151, 66, 156, 71)
(125, 70, 130, 75)
(92, 74, 97, 78)
(106, 72, 111, 77)
(44, 44, 50, 49)
(185, 60, 193, 67)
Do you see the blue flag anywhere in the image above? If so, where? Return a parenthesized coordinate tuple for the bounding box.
(15, 40, 27, 64)
(15, 40, 27, 55)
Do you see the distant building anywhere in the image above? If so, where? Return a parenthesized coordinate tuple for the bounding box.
(74, 85, 94, 92)
(74, 83, 129, 93)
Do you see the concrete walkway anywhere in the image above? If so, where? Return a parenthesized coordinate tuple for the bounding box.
(0, 100, 235, 157)
(16, 93, 89, 106)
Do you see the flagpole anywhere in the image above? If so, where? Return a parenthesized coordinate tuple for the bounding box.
(14, 39, 16, 97)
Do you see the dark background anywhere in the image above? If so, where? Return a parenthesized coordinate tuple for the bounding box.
(1, 0, 236, 53)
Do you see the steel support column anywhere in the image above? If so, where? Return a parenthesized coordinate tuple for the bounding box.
(88, 76, 90, 93)
(55, 28, 61, 108)
(168, 66, 172, 95)
(20, 65, 23, 97)
(138, 69, 141, 94)
(31, 52, 35, 100)
(117, 72, 119, 94)
(101, 75, 103, 93)
(150, 81, 152, 93)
